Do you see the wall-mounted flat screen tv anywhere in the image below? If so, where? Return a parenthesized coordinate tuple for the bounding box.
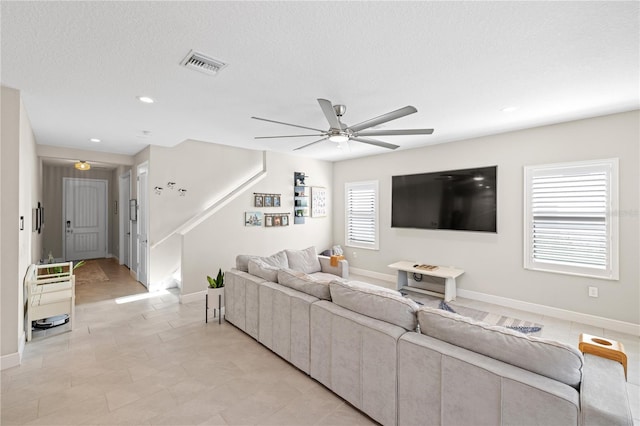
(392, 166, 497, 232)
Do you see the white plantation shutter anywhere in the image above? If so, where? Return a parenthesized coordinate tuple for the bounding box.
(524, 159, 618, 280)
(345, 181, 379, 250)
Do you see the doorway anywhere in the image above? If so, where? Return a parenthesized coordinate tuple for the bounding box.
(136, 163, 149, 288)
(119, 171, 131, 268)
(62, 178, 108, 261)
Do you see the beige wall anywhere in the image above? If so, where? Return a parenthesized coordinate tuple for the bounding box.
(1, 86, 41, 365)
(42, 165, 117, 260)
(333, 110, 640, 325)
(182, 150, 334, 296)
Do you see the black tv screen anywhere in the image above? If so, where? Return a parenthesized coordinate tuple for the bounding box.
(391, 166, 497, 232)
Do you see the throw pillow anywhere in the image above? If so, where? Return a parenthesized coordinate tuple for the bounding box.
(285, 246, 321, 274)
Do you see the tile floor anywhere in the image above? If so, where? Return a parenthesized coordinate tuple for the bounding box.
(1, 265, 638, 425)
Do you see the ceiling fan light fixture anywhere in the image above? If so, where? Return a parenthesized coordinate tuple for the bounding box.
(328, 134, 349, 143)
(75, 161, 90, 171)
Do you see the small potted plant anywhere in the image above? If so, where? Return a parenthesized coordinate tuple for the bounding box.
(206, 269, 225, 323)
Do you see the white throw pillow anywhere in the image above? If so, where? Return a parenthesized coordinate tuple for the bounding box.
(285, 246, 321, 274)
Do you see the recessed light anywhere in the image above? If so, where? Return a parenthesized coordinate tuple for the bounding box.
(137, 96, 155, 104)
(89, 138, 101, 143)
(501, 106, 518, 113)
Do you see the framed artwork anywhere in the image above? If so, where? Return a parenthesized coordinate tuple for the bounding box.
(254, 195, 263, 207)
(264, 195, 273, 207)
(311, 187, 327, 217)
(245, 211, 263, 227)
(281, 215, 289, 226)
(265, 216, 273, 227)
(274, 195, 281, 207)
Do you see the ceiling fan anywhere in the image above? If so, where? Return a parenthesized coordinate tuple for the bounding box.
(252, 98, 434, 151)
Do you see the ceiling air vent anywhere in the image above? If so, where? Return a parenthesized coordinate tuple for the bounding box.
(180, 50, 227, 76)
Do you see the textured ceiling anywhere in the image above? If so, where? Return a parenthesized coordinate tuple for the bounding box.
(2, 1, 638, 162)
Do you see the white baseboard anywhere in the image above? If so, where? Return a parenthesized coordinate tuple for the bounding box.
(350, 267, 640, 336)
(349, 267, 396, 283)
(457, 288, 640, 336)
(1, 331, 24, 371)
(180, 290, 206, 305)
(1, 351, 20, 370)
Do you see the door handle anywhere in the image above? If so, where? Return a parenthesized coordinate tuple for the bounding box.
(66, 220, 71, 228)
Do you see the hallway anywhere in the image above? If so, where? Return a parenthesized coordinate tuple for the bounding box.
(74, 258, 147, 305)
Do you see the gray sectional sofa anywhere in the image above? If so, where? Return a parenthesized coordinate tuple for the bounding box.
(225, 248, 632, 426)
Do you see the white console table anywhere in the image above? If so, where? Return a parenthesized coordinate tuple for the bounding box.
(388, 261, 464, 302)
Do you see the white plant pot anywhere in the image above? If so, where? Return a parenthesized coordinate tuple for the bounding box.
(207, 287, 225, 308)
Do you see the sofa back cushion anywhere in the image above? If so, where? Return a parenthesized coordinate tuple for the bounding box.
(286, 246, 321, 274)
(277, 268, 332, 300)
(329, 280, 419, 331)
(236, 255, 258, 272)
(417, 307, 584, 388)
(236, 251, 288, 273)
(248, 259, 280, 282)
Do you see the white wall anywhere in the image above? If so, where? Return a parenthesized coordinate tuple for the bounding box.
(333, 110, 639, 325)
(1, 86, 41, 368)
(181, 150, 334, 297)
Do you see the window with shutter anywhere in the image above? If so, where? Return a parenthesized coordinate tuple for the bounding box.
(345, 181, 379, 250)
(524, 159, 618, 280)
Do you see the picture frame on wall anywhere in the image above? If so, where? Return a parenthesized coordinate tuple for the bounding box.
(264, 195, 273, 207)
(274, 195, 281, 207)
(311, 187, 327, 217)
(244, 211, 263, 227)
(265, 216, 273, 227)
(254, 195, 263, 207)
(281, 215, 289, 226)
(273, 216, 281, 226)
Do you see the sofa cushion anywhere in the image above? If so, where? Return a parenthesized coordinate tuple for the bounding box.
(417, 307, 584, 388)
(277, 268, 332, 300)
(286, 246, 321, 274)
(329, 280, 419, 331)
(235, 255, 259, 272)
(263, 250, 289, 268)
(248, 258, 280, 282)
(236, 251, 287, 272)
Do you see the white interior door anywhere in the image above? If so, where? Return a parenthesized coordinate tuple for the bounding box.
(64, 178, 108, 261)
(137, 166, 149, 287)
(119, 172, 131, 268)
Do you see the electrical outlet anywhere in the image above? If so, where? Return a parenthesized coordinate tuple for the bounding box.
(588, 286, 599, 298)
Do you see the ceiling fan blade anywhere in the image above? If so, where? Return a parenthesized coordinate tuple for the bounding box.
(348, 106, 417, 132)
(355, 128, 434, 136)
(294, 137, 329, 151)
(251, 116, 325, 133)
(351, 137, 400, 150)
(317, 99, 342, 129)
(255, 134, 325, 139)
